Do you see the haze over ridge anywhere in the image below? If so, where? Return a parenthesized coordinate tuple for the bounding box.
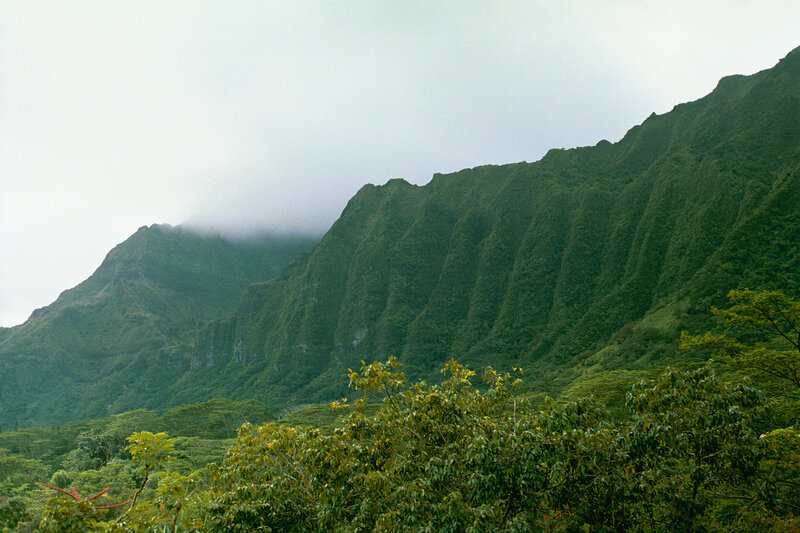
(2, 2, 800, 326)
(2, 44, 798, 427)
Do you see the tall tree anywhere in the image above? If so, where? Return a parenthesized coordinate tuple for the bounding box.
(681, 289, 800, 397)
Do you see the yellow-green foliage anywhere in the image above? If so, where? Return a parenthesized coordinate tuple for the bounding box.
(14, 353, 800, 532)
(202, 359, 798, 532)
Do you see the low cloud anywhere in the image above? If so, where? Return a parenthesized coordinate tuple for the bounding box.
(2, 1, 800, 325)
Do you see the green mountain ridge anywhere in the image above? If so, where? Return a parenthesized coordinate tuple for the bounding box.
(189, 46, 800, 406)
(0, 227, 318, 426)
(1, 46, 799, 427)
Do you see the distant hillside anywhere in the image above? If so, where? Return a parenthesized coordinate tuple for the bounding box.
(184, 46, 800, 407)
(0, 226, 317, 426)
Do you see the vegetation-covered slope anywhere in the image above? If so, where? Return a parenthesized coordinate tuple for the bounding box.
(0, 226, 317, 427)
(2, 45, 800, 532)
(190, 46, 800, 407)
(3, 47, 799, 429)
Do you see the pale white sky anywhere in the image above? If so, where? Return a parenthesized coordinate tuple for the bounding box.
(1, 1, 799, 327)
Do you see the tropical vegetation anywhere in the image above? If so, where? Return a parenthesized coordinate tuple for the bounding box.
(0, 45, 798, 531)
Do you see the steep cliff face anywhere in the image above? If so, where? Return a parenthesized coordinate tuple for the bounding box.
(191, 47, 800, 405)
(0, 226, 317, 426)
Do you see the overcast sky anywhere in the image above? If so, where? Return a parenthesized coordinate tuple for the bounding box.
(1, 2, 799, 327)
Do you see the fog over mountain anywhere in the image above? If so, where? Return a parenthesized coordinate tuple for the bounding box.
(3, 42, 798, 427)
(2, 1, 800, 326)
